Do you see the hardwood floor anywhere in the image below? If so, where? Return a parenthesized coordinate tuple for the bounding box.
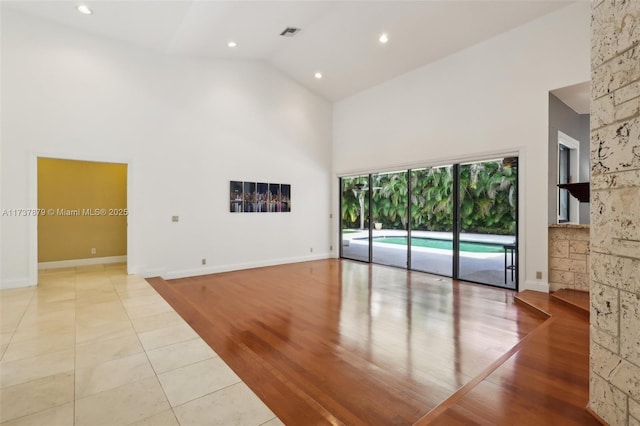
(418, 290, 599, 425)
(148, 259, 598, 425)
(551, 288, 590, 317)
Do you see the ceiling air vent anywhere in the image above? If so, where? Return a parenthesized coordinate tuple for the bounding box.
(280, 27, 301, 37)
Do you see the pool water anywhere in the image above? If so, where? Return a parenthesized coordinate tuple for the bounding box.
(368, 236, 506, 253)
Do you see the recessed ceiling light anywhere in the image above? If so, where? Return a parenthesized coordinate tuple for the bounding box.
(379, 33, 389, 44)
(314, 72, 322, 79)
(76, 4, 92, 15)
(227, 41, 237, 48)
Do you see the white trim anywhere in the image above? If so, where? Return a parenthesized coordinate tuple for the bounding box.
(134, 268, 168, 279)
(38, 255, 127, 270)
(336, 148, 520, 178)
(557, 131, 581, 224)
(0, 278, 36, 290)
(28, 155, 38, 289)
(520, 279, 550, 293)
(163, 253, 331, 280)
(558, 131, 580, 150)
(35, 152, 132, 168)
(517, 146, 526, 290)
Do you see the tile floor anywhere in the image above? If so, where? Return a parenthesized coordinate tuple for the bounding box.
(0, 264, 284, 426)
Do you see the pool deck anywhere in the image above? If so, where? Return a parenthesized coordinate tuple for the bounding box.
(344, 229, 515, 244)
(342, 229, 517, 289)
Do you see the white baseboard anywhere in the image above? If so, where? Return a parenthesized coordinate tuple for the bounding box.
(520, 279, 550, 293)
(38, 255, 127, 270)
(0, 278, 36, 290)
(134, 268, 168, 279)
(164, 253, 331, 280)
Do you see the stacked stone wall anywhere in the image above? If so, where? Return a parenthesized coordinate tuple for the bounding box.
(590, 1, 640, 424)
(548, 225, 590, 292)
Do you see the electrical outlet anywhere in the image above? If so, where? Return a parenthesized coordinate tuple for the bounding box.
(202, 258, 207, 265)
(172, 215, 179, 222)
(330, 245, 333, 251)
(310, 247, 313, 253)
(536, 271, 542, 279)
(90, 248, 96, 255)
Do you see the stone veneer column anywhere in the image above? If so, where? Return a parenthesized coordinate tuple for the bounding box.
(548, 225, 590, 292)
(590, 1, 640, 425)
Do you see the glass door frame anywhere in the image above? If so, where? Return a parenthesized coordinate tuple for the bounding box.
(339, 174, 374, 263)
(452, 163, 461, 280)
(339, 157, 519, 291)
(454, 159, 519, 289)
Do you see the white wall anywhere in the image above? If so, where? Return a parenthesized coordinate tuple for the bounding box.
(1, 9, 332, 288)
(332, 3, 590, 292)
(548, 93, 590, 225)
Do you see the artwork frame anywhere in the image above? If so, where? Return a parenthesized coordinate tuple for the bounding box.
(230, 181, 291, 213)
(230, 181, 243, 212)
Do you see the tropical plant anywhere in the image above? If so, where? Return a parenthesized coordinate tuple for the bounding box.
(341, 160, 516, 235)
(411, 166, 453, 232)
(459, 161, 516, 235)
(341, 176, 369, 229)
(372, 172, 408, 229)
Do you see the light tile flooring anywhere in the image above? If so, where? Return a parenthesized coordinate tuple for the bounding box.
(0, 264, 284, 426)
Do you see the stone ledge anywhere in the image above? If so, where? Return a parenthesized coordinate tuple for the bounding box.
(549, 224, 590, 229)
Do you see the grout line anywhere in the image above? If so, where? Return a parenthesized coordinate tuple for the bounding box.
(121, 277, 258, 424)
(591, 40, 640, 78)
(0, 286, 38, 362)
(168, 378, 244, 410)
(0, 400, 74, 425)
(0, 271, 74, 423)
(148, 277, 344, 426)
(115, 273, 177, 421)
(258, 416, 279, 426)
(72, 266, 177, 424)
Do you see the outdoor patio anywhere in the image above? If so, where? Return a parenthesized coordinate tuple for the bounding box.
(342, 230, 517, 289)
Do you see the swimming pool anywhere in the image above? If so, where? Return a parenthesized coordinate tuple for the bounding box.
(360, 236, 506, 253)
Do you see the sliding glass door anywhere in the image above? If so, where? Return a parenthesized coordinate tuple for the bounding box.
(371, 171, 408, 268)
(340, 157, 518, 290)
(410, 166, 453, 276)
(341, 175, 370, 262)
(458, 159, 518, 288)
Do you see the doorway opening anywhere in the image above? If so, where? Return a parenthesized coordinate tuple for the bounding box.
(37, 157, 128, 270)
(557, 131, 580, 224)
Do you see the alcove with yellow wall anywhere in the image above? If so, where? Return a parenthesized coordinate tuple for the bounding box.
(38, 158, 127, 264)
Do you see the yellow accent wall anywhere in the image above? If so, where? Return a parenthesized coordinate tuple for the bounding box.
(38, 158, 127, 262)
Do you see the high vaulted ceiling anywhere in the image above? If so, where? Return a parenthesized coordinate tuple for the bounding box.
(3, 1, 577, 101)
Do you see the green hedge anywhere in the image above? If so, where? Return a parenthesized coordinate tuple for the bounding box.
(342, 161, 516, 235)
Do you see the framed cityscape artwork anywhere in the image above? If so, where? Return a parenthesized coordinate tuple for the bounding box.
(230, 181, 291, 213)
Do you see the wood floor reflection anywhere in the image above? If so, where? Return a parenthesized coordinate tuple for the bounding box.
(148, 260, 595, 425)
